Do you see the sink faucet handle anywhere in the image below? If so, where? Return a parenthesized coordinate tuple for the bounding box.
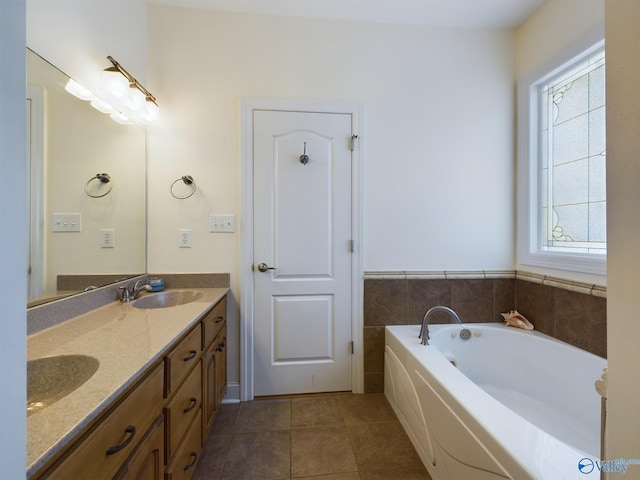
(119, 286, 131, 302)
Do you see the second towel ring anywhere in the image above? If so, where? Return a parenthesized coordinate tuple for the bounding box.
(170, 175, 197, 199)
(84, 173, 113, 198)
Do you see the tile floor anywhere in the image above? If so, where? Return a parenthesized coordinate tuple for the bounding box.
(192, 393, 432, 480)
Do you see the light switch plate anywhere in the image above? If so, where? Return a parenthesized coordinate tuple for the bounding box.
(52, 213, 82, 232)
(209, 214, 235, 233)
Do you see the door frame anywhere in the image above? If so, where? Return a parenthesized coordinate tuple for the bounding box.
(240, 97, 364, 401)
(27, 86, 46, 299)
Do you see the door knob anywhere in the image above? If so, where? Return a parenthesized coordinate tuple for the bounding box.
(257, 262, 276, 272)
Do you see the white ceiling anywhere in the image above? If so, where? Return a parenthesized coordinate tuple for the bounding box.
(146, 0, 548, 29)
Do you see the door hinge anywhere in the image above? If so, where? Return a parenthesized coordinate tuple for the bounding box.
(349, 240, 355, 253)
(350, 135, 359, 152)
(350, 341, 354, 354)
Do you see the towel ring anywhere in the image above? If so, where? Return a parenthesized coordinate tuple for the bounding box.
(170, 175, 196, 199)
(84, 173, 113, 198)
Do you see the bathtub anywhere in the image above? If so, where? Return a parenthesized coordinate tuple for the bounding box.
(384, 323, 606, 480)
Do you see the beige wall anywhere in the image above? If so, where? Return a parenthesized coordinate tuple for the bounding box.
(604, 0, 640, 464)
(146, 6, 517, 389)
(515, 0, 604, 79)
(26, 0, 147, 96)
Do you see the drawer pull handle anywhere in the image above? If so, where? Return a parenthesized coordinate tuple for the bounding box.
(184, 451, 198, 471)
(183, 397, 198, 413)
(106, 425, 136, 455)
(216, 340, 226, 352)
(215, 316, 224, 323)
(183, 350, 197, 362)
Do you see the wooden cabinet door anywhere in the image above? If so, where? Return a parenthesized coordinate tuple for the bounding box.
(214, 326, 227, 407)
(202, 341, 217, 441)
(115, 416, 164, 480)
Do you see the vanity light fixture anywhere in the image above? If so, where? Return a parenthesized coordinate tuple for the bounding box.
(63, 56, 159, 125)
(102, 56, 159, 123)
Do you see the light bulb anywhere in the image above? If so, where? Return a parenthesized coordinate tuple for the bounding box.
(143, 99, 159, 123)
(128, 86, 146, 112)
(65, 79, 93, 101)
(101, 67, 129, 98)
(90, 96, 115, 114)
(111, 111, 134, 124)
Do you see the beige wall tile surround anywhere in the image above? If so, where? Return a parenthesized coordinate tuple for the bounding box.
(363, 271, 607, 393)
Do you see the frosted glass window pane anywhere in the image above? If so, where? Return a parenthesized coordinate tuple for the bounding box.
(589, 155, 606, 203)
(589, 202, 606, 242)
(589, 106, 606, 155)
(555, 204, 588, 242)
(589, 65, 605, 109)
(553, 74, 589, 125)
(553, 113, 588, 165)
(538, 47, 606, 255)
(553, 159, 588, 205)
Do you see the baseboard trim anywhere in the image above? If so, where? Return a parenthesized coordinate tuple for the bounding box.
(222, 382, 241, 404)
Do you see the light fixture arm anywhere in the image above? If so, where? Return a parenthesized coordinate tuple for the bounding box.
(106, 55, 157, 106)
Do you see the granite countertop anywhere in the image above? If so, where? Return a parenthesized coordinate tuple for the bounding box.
(26, 287, 228, 478)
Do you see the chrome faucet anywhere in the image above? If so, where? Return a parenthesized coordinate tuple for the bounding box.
(119, 280, 153, 302)
(419, 306, 462, 345)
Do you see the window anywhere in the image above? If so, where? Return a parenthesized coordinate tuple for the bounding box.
(517, 34, 606, 276)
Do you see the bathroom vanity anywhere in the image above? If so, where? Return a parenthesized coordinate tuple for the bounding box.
(26, 288, 228, 480)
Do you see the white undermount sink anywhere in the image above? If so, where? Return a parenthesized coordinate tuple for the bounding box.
(132, 290, 203, 309)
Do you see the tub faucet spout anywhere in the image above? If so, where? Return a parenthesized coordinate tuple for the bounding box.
(419, 306, 462, 345)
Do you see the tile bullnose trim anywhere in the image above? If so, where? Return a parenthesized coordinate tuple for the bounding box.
(363, 270, 606, 297)
(516, 270, 607, 298)
(364, 270, 516, 280)
(363, 271, 410, 280)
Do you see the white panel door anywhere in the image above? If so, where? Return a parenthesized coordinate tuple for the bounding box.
(253, 109, 353, 396)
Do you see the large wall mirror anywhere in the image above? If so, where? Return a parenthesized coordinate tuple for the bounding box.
(27, 49, 146, 306)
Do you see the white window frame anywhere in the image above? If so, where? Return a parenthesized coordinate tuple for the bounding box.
(517, 26, 606, 276)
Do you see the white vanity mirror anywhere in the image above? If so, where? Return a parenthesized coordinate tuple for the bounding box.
(27, 49, 146, 306)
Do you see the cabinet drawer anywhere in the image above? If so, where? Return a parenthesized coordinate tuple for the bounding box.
(202, 297, 226, 350)
(166, 410, 202, 480)
(165, 361, 202, 462)
(46, 364, 164, 480)
(165, 324, 202, 398)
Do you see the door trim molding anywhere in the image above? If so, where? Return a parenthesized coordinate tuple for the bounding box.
(240, 97, 364, 401)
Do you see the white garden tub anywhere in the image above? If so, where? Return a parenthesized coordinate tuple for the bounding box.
(385, 323, 606, 479)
